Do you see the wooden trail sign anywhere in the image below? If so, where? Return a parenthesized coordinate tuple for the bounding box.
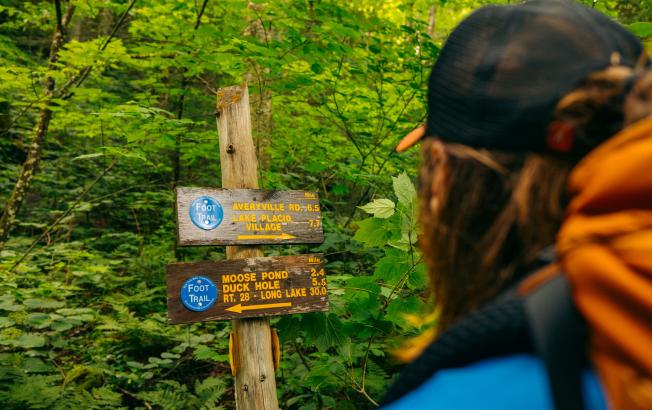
(176, 187, 323, 246)
(166, 253, 329, 324)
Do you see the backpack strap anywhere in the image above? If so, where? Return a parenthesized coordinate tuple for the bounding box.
(382, 266, 589, 409)
(524, 273, 587, 410)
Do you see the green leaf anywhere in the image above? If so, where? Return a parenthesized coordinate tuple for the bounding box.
(353, 218, 393, 248)
(50, 320, 74, 332)
(194, 376, 227, 405)
(161, 352, 181, 359)
(407, 261, 428, 290)
(56, 308, 94, 316)
(392, 172, 417, 208)
(310, 63, 323, 74)
(629, 22, 652, 38)
(24, 298, 65, 310)
(373, 248, 409, 284)
(21, 358, 52, 373)
(0, 317, 15, 328)
(358, 198, 395, 219)
(386, 295, 422, 328)
(25, 313, 53, 329)
(90, 387, 123, 406)
(303, 161, 328, 173)
(11, 333, 46, 348)
(194, 345, 227, 362)
(127, 361, 144, 369)
(72, 152, 105, 161)
(302, 312, 345, 352)
(0, 294, 23, 312)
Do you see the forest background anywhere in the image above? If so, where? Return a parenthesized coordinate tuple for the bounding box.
(0, 0, 650, 409)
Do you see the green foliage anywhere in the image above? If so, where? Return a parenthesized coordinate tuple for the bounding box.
(274, 172, 427, 407)
(0, 0, 644, 408)
(358, 199, 396, 219)
(629, 21, 652, 38)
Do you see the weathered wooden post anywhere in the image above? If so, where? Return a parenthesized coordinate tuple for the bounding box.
(166, 85, 328, 409)
(216, 85, 278, 410)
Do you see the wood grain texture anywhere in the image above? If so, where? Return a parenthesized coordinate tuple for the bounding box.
(217, 85, 259, 190)
(216, 85, 277, 410)
(176, 187, 324, 246)
(166, 254, 329, 324)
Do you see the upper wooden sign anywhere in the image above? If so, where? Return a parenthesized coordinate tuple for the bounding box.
(166, 254, 329, 324)
(176, 187, 324, 246)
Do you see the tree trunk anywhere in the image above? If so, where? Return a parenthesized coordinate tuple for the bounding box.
(98, 7, 114, 37)
(428, 3, 437, 38)
(0, 2, 74, 250)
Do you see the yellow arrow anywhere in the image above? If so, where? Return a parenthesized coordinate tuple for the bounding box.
(226, 302, 292, 314)
(236, 233, 296, 241)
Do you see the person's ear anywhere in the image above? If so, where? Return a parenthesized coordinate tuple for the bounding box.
(428, 140, 449, 215)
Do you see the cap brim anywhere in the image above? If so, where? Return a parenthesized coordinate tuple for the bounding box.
(396, 124, 426, 152)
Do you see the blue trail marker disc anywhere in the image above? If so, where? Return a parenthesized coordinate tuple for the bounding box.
(181, 276, 218, 312)
(189, 196, 223, 230)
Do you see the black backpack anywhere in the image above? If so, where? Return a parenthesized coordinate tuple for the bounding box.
(381, 272, 587, 410)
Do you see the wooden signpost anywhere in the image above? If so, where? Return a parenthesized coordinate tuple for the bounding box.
(165, 85, 328, 410)
(166, 254, 328, 324)
(176, 187, 323, 246)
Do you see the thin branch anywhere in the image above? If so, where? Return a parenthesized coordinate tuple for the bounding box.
(9, 160, 117, 272)
(293, 341, 311, 371)
(1, 98, 44, 136)
(356, 255, 423, 404)
(194, 0, 209, 30)
(62, 0, 138, 93)
(359, 389, 379, 407)
(197, 75, 218, 94)
(118, 388, 153, 410)
(368, 88, 419, 168)
(76, 179, 167, 208)
(324, 94, 365, 159)
(54, 0, 63, 32)
(99, 0, 137, 51)
(251, 5, 271, 47)
(277, 39, 308, 61)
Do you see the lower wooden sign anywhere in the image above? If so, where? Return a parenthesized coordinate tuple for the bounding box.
(166, 254, 329, 324)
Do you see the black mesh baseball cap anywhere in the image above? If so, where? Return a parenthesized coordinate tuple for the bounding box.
(396, 0, 645, 154)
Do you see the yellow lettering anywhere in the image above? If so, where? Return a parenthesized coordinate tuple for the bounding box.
(261, 271, 288, 280)
(254, 280, 280, 291)
(223, 273, 257, 283)
(223, 283, 250, 293)
(260, 290, 282, 300)
(285, 288, 307, 298)
(231, 214, 256, 222)
(245, 223, 281, 231)
(260, 214, 292, 223)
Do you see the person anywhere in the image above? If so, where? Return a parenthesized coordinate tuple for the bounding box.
(382, 1, 652, 409)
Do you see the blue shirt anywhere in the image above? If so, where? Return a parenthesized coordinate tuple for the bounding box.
(383, 354, 607, 410)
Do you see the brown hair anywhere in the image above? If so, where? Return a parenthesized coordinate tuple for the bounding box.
(418, 64, 652, 334)
(418, 142, 572, 330)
